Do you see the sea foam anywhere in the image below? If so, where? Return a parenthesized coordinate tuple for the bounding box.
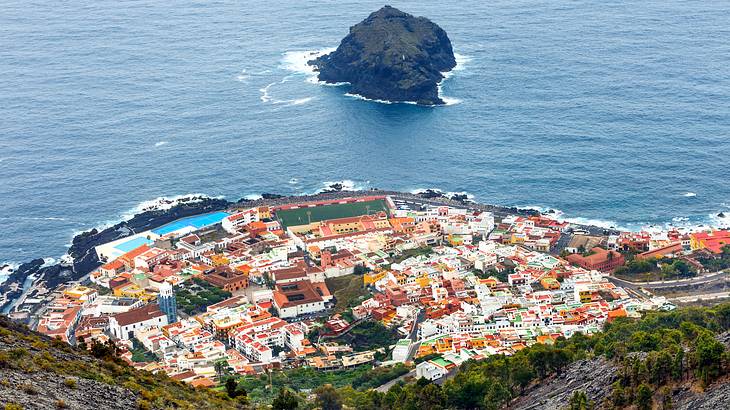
(281, 48, 467, 106)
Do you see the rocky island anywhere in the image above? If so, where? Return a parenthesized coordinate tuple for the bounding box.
(309, 5, 457, 105)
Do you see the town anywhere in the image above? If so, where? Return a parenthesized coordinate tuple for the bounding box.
(12, 193, 730, 400)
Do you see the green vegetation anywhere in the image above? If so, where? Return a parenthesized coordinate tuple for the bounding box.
(334, 320, 401, 352)
(233, 363, 409, 404)
(325, 274, 371, 314)
(275, 199, 390, 228)
(615, 256, 696, 281)
(568, 390, 594, 410)
(130, 337, 157, 363)
(475, 266, 514, 283)
(696, 245, 730, 271)
(0, 316, 241, 409)
(390, 246, 433, 264)
(176, 277, 232, 315)
(258, 303, 730, 410)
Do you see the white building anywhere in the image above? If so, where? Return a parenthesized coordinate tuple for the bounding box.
(108, 304, 168, 340)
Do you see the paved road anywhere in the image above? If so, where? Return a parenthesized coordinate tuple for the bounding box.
(405, 309, 426, 361)
(376, 369, 415, 393)
(608, 270, 729, 291)
(671, 291, 730, 304)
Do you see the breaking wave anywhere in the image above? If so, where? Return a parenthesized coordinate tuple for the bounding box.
(281, 48, 467, 106)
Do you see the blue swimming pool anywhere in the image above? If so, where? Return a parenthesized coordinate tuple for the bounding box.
(114, 236, 154, 252)
(151, 211, 230, 236)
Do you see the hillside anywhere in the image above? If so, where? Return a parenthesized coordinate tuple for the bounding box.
(0, 316, 242, 410)
(2, 304, 730, 410)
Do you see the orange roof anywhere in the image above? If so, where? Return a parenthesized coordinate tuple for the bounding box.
(101, 259, 124, 271)
(189, 377, 215, 388)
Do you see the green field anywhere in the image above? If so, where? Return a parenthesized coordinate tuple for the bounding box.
(276, 199, 390, 228)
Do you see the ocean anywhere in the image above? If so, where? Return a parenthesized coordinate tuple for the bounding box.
(1, 0, 729, 274)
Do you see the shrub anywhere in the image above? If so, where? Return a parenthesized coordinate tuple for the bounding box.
(63, 378, 77, 389)
(21, 381, 38, 395)
(55, 399, 67, 409)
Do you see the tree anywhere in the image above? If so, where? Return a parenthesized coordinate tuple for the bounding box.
(224, 377, 246, 400)
(483, 380, 511, 410)
(636, 383, 653, 410)
(272, 388, 299, 410)
(314, 384, 343, 410)
(693, 332, 726, 385)
(417, 383, 446, 409)
(610, 382, 627, 408)
(568, 390, 593, 410)
(353, 264, 371, 275)
(214, 360, 228, 381)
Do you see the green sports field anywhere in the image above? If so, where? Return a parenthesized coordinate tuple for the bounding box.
(276, 199, 390, 228)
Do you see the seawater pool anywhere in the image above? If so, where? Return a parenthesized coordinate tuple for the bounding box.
(151, 211, 230, 236)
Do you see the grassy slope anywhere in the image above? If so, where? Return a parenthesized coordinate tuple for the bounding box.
(0, 316, 240, 410)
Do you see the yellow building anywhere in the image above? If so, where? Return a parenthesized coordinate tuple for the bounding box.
(113, 283, 154, 301)
(540, 277, 560, 290)
(363, 271, 386, 286)
(63, 285, 98, 302)
(210, 254, 230, 266)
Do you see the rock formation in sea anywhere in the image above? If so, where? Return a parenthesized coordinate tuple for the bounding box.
(308, 5, 457, 105)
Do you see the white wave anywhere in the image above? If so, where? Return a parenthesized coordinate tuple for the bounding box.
(291, 97, 313, 105)
(409, 188, 475, 201)
(563, 216, 625, 230)
(513, 204, 629, 230)
(259, 75, 313, 106)
(0, 262, 19, 284)
(260, 82, 276, 103)
(281, 48, 336, 84)
(120, 193, 224, 221)
(41, 258, 57, 268)
(446, 191, 475, 200)
(315, 180, 371, 194)
(236, 69, 250, 83)
(683, 192, 697, 197)
(437, 52, 470, 105)
(282, 48, 467, 106)
(243, 194, 263, 201)
(710, 212, 730, 229)
(155, 141, 168, 147)
(60, 254, 74, 265)
(0, 216, 68, 222)
(344, 92, 394, 105)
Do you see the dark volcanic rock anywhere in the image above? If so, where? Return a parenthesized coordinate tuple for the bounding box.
(309, 5, 456, 105)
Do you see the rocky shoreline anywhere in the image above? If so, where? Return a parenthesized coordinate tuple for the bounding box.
(0, 188, 616, 313)
(308, 6, 456, 105)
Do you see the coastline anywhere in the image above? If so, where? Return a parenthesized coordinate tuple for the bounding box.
(0, 188, 617, 314)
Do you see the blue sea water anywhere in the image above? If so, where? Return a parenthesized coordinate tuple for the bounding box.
(1, 0, 730, 267)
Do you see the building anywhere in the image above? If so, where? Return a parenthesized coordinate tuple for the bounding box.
(202, 266, 248, 292)
(690, 230, 730, 254)
(109, 304, 168, 340)
(272, 280, 332, 319)
(157, 281, 178, 324)
(566, 247, 625, 272)
(416, 357, 457, 380)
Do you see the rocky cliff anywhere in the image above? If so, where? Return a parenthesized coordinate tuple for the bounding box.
(309, 5, 456, 105)
(509, 333, 730, 410)
(0, 315, 239, 409)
